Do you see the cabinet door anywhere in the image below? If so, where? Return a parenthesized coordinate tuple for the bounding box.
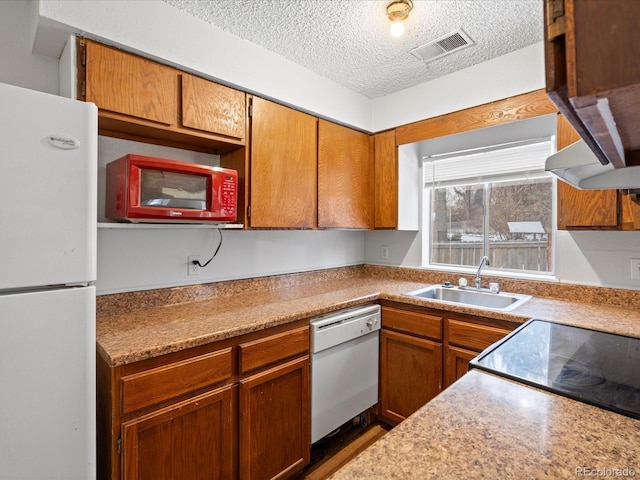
(250, 97, 317, 228)
(121, 385, 236, 480)
(373, 130, 397, 229)
(317, 120, 372, 228)
(444, 345, 478, 388)
(84, 40, 177, 126)
(379, 329, 442, 425)
(556, 113, 619, 229)
(181, 74, 245, 140)
(239, 356, 310, 480)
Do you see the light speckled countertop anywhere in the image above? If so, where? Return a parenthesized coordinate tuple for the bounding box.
(97, 265, 640, 366)
(329, 370, 640, 479)
(96, 265, 640, 477)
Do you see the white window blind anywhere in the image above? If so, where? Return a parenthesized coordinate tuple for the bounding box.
(424, 138, 554, 187)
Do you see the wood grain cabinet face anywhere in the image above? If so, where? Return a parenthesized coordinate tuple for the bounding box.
(555, 113, 640, 230)
(379, 329, 442, 425)
(373, 130, 397, 229)
(121, 386, 236, 480)
(120, 347, 233, 416)
(239, 356, 310, 480)
(181, 74, 245, 140)
(98, 321, 311, 480)
(317, 120, 372, 229)
(85, 39, 177, 126)
(545, 0, 640, 169)
(379, 306, 443, 425)
(444, 345, 482, 388)
(81, 38, 246, 154)
(249, 97, 318, 228)
(378, 304, 516, 414)
(555, 113, 619, 230)
(443, 318, 514, 388)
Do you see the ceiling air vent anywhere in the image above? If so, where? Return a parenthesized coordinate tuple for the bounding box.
(410, 29, 475, 64)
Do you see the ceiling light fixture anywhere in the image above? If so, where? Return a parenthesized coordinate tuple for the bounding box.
(386, 0, 413, 37)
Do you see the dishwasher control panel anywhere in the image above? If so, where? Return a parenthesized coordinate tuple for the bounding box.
(310, 304, 380, 354)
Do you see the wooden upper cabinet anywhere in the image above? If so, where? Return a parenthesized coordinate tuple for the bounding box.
(544, 0, 640, 168)
(84, 39, 177, 126)
(556, 113, 619, 229)
(317, 120, 372, 229)
(80, 38, 245, 154)
(373, 130, 397, 229)
(249, 97, 317, 229)
(181, 74, 245, 140)
(556, 113, 640, 230)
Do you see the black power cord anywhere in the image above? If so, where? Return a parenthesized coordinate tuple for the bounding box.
(192, 228, 223, 268)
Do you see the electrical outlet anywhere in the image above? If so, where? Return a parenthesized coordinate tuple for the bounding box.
(381, 245, 389, 259)
(188, 256, 201, 276)
(631, 258, 640, 281)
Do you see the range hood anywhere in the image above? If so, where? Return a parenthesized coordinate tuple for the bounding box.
(546, 140, 640, 190)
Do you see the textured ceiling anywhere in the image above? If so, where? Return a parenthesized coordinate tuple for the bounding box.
(162, 0, 543, 99)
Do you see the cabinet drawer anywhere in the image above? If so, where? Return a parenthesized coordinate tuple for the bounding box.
(239, 326, 309, 375)
(447, 319, 512, 352)
(381, 306, 442, 340)
(121, 347, 233, 416)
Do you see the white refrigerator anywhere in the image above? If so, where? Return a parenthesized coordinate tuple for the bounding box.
(0, 82, 97, 479)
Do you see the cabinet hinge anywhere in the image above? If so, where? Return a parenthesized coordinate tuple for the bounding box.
(117, 437, 122, 455)
(248, 104, 253, 117)
(81, 80, 86, 98)
(247, 205, 251, 219)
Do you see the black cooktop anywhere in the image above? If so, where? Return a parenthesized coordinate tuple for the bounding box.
(470, 319, 640, 420)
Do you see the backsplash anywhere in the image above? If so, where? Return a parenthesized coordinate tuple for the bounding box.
(97, 264, 640, 317)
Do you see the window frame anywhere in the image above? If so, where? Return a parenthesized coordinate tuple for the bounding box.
(422, 141, 557, 278)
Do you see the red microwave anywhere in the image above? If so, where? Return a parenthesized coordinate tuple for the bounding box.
(106, 154, 237, 222)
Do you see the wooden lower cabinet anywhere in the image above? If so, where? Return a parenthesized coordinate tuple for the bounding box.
(98, 321, 310, 480)
(239, 356, 310, 480)
(379, 329, 442, 425)
(378, 302, 517, 425)
(378, 305, 443, 425)
(444, 345, 479, 388)
(443, 318, 515, 388)
(121, 385, 236, 480)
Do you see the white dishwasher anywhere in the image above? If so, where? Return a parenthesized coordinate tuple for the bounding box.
(310, 304, 381, 443)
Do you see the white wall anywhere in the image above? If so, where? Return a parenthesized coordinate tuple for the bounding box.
(0, 0, 366, 295)
(95, 137, 365, 294)
(371, 43, 546, 132)
(364, 44, 640, 291)
(0, 1, 58, 93)
(3, 0, 640, 292)
(35, 0, 373, 131)
(98, 227, 365, 294)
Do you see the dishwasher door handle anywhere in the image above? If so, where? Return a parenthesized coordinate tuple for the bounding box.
(311, 308, 381, 354)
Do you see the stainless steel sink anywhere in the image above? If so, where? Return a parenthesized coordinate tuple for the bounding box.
(403, 285, 531, 311)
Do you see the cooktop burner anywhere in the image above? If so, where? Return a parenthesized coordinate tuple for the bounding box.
(470, 319, 640, 420)
(554, 361, 607, 390)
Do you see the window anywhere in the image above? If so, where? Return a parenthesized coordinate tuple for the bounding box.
(425, 139, 554, 275)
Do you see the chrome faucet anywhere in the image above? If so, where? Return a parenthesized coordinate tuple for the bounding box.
(475, 255, 489, 290)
